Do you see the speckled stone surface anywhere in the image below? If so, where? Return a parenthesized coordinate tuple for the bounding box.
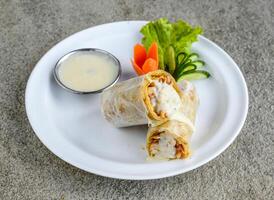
(0, 0, 273, 199)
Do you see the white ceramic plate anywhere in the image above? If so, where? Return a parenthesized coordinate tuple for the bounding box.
(25, 21, 248, 180)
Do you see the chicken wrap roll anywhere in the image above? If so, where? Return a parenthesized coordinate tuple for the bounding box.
(101, 70, 184, 127)
(146, 81, 199, 160)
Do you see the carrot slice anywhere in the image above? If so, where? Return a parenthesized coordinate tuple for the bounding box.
(131, 59, 144, 75)
(147, 42, 158, 67)
(134, 44, 147, 67)
(142, 58, 158, 74)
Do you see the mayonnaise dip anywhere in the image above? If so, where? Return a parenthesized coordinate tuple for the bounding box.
(56, 49, 120, 93)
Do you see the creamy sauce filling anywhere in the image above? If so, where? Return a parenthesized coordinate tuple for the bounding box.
(151, 133, 176, 159)
(149, 80, 195, 130)
(151, 80, 183, 117)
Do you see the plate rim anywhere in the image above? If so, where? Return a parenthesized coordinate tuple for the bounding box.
(25, 20, 249, 180)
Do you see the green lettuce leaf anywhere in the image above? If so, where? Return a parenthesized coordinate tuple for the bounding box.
(140, 18, 203, 71)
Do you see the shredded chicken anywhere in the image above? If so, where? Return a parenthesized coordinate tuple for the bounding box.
(149, 132, 184, 159)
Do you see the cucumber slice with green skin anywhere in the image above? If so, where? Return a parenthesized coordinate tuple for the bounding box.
(167, 46, 176, 74)
(192, 60, 205, 68)
(181, 64, 197, 73)
(177, 53, 199, 67)
(173, 62, 186, 78)
(175, 59, 204, 78)
(178, 53, 193, 65)
(180, 53, 199, 65)
(188, 53, 199, 61)
(176, 52, 187, 65)
(176, 52, 199, 67)
(174, 63, 196, 79)
(177, 70, 210, 81)
(173, 62, 189, 78)
(173, 51, 210, 81)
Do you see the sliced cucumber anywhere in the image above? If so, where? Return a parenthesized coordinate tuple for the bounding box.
(176, 52, 187, 65)
(173, 51, 210, 81)
(177, 53, 199, 67)
(181, 63, 197, 73)
(167, 46, 176, 74)
(192, 60, 205, 68)
(173, 62, 186, 78)
(177, 70, 210, 81)
(188, 53, 199, 61)
(174, 63, 193, 79)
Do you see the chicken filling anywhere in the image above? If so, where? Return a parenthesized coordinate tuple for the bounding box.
(149, 132, 184, 159)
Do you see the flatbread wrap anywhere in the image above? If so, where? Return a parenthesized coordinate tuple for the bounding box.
(101, 70, 185, 127)
(146, 81, 199, 159)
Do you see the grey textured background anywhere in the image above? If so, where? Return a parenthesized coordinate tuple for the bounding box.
(0, 0, 273, 199)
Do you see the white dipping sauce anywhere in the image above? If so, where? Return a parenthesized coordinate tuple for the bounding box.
(57, 51, 119, 92)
